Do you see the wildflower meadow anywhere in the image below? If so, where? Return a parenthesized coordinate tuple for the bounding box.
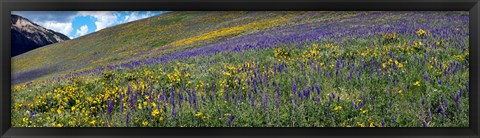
(11, 11, 469, 127)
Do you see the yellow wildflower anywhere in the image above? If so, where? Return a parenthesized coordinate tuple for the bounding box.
(357, 122, 365, 127)
(398, 63, 404, 68)
(89, 120, 96, 125)
(334, 106, 343, 111)
(152, 109, 160, 117)
(360, 108, 368, 114)
(195, 112, 203, 117)
(142, 121, 149, 126)
(414, 81, 420, 86)
(416, 29, 427, 37)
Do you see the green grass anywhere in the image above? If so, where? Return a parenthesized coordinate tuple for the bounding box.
(11, 11, 469, 127)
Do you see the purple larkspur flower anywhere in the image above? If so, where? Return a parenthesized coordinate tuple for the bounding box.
(263, 91, 268, 111)
(179, 93, 183, 109)
(119, 94, 124, 112)
(298, 90, 303, 100)
(217, 109, 222, 118)
(172, 107, 177, 119)
(456, 92, 461, 102)
(29, 111, 36, 118)
(351, 102, 355, 109)
(192, 90, 198, 109)
(444, 98, 448, 107)
(228, 114, 234, 126)
(126, 112, 130, 127)
(292, 79, 297, 95)
(107, 99, 114, 116)
(127, 85, 131, 95)
(424, 73, 429, 81)
(422, 97, 425, 106)
(392, 116, 396, 123)
(225, 91, 229, 102)
(457, 102, 463, 112)
(381, 119, 385, 126)
(170, 88, 175, 107)
(149, 108, 152, 119)
(304, 89, 310, 98)
(129, 95, 135, 109)
(212, 84, 216, 93)
(437, 104, 446, 118)
(315, 84, 321, 95)
(459, 88, 463, 97)
(253, 79, 258, 94)
(348, 71, 352, 80)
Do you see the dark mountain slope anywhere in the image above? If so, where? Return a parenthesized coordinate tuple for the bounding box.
(11, 14, 70, 57)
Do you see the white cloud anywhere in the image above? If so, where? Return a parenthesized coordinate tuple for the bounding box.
(12, 11, 78, 23)
(37, 21, 73, 37)
(123, 11, 154, 23)
(78, 11, 119, 31)
(75, 25, 89, 37)
(13, 11, 166, 38)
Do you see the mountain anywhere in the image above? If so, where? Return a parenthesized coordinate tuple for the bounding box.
(11, 14, 70, 57)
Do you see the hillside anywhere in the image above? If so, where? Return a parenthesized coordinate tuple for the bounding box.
(11, 11, 469, 127)
(12, 11, 356, 84)
(11, 14, 70, 57)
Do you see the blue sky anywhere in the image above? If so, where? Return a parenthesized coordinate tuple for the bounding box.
(12, 11, 168, 39)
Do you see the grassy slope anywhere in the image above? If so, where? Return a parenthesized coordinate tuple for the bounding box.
(12, 11, 358, 85)
(11, 11, 469, 127)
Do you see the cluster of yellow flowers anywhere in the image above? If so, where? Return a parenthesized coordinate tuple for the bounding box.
(165, 63, 193, 87)
(382, 32, 398, 42)
(273, 47, 292, 62)
(301, 44, 323, 63)
(171, 17, 288, 47)
(416, 28, 428, 37)
(412, 41, 424, 49)
(381, 59, 405, 70)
